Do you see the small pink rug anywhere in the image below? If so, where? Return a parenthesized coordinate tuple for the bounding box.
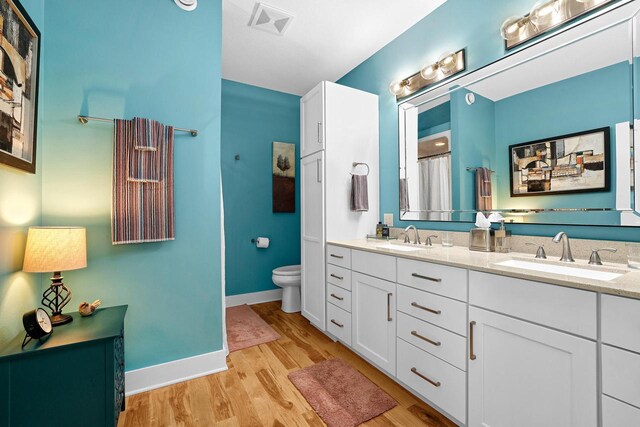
(226, 304, 280, 352)
(288, 358, 397, 427)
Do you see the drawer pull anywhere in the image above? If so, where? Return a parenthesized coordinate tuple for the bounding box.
(411, 330, 441, 347)
(387, 293, 393, 321)
(411, 273, 442, 283)
(330, 254, 344, 259)
(411, 302, 441, 315)
(330, 273, 344, 280)
(470, 321, 477, 360)
(411, 367, 441, 387)
(330, 293, 344, 301)
(330, 319, 344, 328)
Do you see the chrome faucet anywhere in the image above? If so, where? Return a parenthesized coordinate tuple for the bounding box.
(552, 232, 575, 263)
(404, 225, 421, 244)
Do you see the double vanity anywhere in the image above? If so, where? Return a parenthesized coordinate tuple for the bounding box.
(323, 239, 640, 427)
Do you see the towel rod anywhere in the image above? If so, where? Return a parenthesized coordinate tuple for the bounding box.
(77, 115, 198, 137)
(350, 162, 370, 176)
(466, 167, 495, 173)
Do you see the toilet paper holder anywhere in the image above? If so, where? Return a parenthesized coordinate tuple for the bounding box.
(251, 237, 270, 248)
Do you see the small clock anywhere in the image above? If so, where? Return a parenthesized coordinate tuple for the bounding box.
(22, 308, 53, 348)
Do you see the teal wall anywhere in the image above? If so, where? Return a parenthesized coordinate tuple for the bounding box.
(40, 0, 223, 370)
(418, 101, 450, 138)
(0, 0, 44, 345)
(338, 0, 640, 240)
(221, 80, 300, 296)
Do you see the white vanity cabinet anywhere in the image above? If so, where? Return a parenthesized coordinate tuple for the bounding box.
(468, 271, 598, 427)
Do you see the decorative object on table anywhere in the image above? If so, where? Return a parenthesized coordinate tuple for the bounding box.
(509, 127, 610, 197)
(288, 358, 397, 427)
(0, 0, 41, 173)
(23, 227, 87, 326)
(79, 299, 102, 317)
(272, 141, 296, 213)
(500, 0, 615, 50)
(113, 117, 175, 244)
(21, 308, 52, 348)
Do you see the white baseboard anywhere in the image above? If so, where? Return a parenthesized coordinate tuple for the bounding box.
(226, 288, 282, 307)
(125, 349, 228, 396)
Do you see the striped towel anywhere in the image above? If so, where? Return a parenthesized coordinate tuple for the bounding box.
(350, 174, 369, 212)
(475, 167, 492, 211)
(112, 118, 175, 244)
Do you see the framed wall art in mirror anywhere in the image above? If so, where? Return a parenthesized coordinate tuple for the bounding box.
(509, 127, 610, 197)
(0, 0, 40, 173)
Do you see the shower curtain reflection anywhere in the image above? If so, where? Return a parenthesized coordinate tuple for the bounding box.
(418, 154, 452, 221)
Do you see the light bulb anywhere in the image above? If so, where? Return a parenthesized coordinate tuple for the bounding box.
(389, 79, 410, 96)
(438, 52, 458, 75)
(500, 16, 528, 41)
(420, 64, 438, 80)
(530, 0, 562, 27)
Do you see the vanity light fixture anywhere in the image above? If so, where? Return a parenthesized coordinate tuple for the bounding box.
(501, 0, 615, 49)
(389, 49, 465, 100)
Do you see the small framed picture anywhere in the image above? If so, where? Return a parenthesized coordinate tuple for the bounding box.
(509, 127, 610, 197)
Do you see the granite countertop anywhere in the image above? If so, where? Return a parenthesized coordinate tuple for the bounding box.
(327, 239, 640, 299)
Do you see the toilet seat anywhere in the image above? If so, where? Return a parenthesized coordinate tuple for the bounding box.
(273, 265, 301, 277)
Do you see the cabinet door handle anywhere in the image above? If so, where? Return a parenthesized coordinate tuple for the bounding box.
(330, 254, 344, 259)
(330, 293, 344, 301)
(330, 319, 343, 328)
(387, 293, 393, 321)
(330, 273, 343, 280)
(470, 321, 477, 361)
(411, 302, 441, 315)
(411, 330, 441, 347)
(317, 122, 323, 144)
(316, 158, 322, 183)
(411, 367, 441, 387)
(411, 273, 442, 283)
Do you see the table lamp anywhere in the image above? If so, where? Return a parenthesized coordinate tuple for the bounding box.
(23, 227, 87, 326)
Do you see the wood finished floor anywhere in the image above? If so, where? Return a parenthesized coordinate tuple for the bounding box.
(118, 301, 457, 427)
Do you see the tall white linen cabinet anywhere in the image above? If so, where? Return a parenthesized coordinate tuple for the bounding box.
(300, 81, 379, 331)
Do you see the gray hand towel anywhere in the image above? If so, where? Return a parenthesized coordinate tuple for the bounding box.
(351, 174, 369, 212)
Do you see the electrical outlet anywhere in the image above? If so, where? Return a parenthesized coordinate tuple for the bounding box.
(383, 213, 394, 227)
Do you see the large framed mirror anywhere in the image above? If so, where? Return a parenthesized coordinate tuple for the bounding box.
(399, 4, 640, 226)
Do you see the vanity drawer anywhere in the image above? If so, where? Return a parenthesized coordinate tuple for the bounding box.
(327, 245, 351, 268)
(397, 312, 466, 371)
(397, 258, 467, 302)
(327, 283, 351, 313)
(397, 339, 466, 424)
(602, 394, 640, 427)
(469, 271, 597, 339)
(327, 303, 351, 346)
(602, 294, 640, 353)
(352, 250, 396, 282)
(602, 345, 640, 408)
(397, 285, 467, 336)
(327, 264, 351, 291)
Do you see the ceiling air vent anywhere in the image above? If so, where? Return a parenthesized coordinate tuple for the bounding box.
(249, 3, 294, 36)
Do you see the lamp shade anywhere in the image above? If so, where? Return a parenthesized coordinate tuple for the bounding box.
(23, 227, 87, 273)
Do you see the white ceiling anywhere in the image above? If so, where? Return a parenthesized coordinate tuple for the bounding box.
(222, 0, 447, 96)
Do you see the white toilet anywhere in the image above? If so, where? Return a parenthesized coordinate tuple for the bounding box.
(272, 265, 301, 313)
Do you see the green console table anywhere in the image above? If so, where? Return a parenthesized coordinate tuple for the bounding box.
(0, 305, 127, 427)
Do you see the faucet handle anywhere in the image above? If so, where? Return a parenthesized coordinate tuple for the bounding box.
(403, 233, 410, 244)
(425, 235, 438, 246)
(589, 248, 617, 265)
(526, 242, 547, 259)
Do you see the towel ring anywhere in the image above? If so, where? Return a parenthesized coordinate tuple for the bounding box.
(350, 162, 370, 176)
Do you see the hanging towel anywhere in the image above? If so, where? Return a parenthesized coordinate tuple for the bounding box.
(475, 167, 492, 212)
(112, 118, 175, 244)
(126, 117, 166, 182)
(351, 174, 369, 211)
(399, 178, 410, 211)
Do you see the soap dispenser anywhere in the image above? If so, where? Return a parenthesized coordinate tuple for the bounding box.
(495, 220, 511, 253)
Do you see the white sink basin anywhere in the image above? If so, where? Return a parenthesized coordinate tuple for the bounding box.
(375, 243, 424, 253)
(495, 259, 623, 282)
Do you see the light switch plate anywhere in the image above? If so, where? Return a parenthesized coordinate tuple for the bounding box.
(383, 213, 393, 227)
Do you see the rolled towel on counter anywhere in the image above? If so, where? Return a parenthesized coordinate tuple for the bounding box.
(351, 174, 369, 212)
